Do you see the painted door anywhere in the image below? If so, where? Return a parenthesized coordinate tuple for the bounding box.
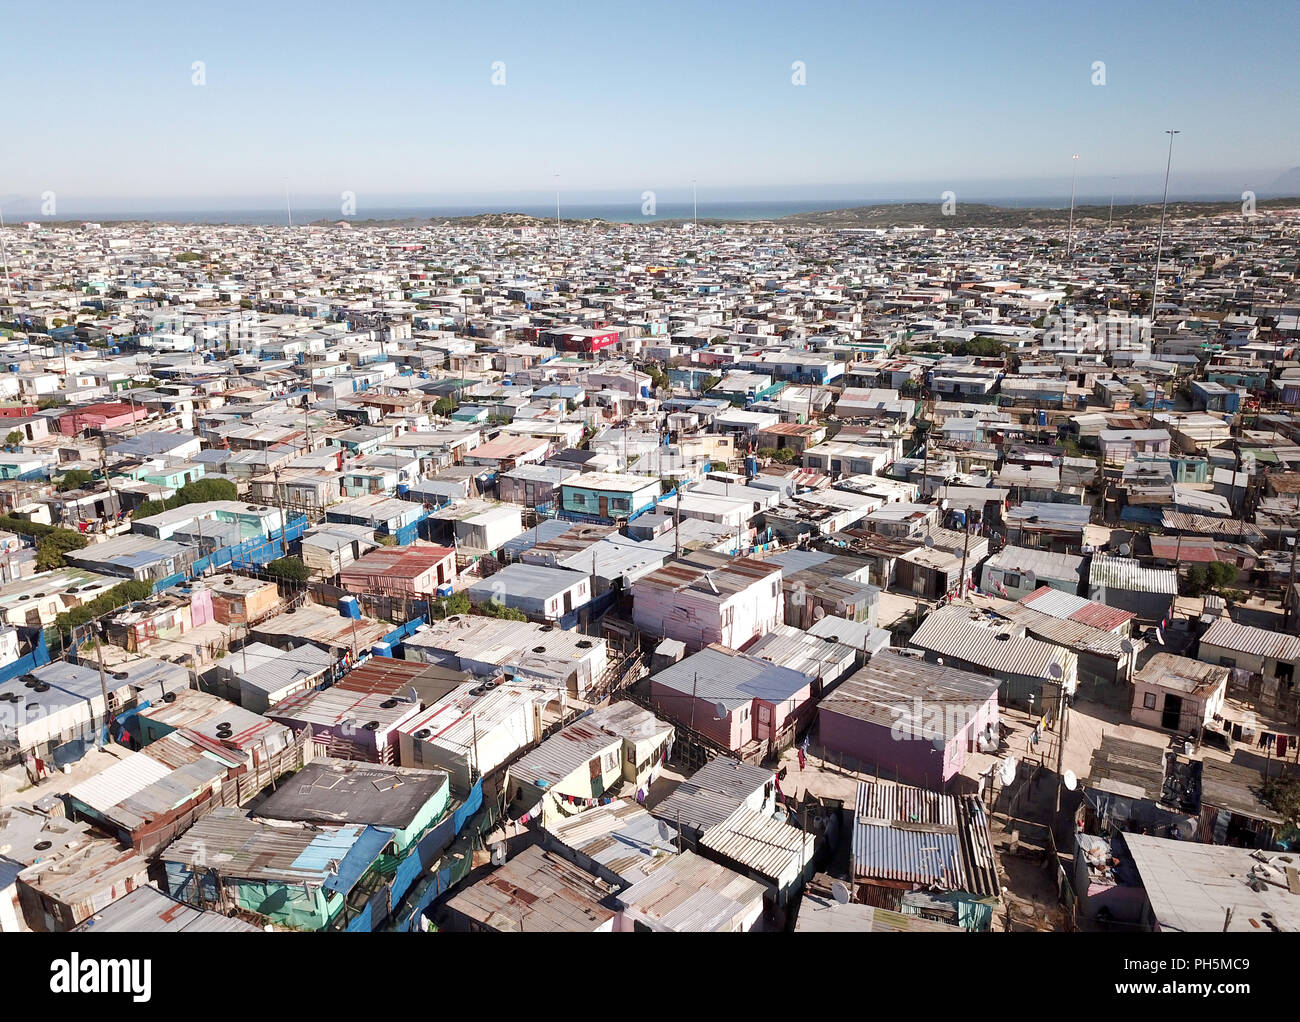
(757, 703, 771, 741)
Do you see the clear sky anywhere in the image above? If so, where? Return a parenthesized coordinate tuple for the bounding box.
(3, 0, 1298, 212)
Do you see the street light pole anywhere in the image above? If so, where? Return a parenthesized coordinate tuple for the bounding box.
(1150, 130, 1181, 325)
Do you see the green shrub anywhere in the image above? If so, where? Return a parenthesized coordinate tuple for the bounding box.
(132, 478, 239, 521)
(51, 579, 155, 639)
(56, 469, 95, 492)
(264, 556, 310, 583)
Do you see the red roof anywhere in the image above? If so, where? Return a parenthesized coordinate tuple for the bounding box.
(1149, 536, 1218, 564)
(342, 546, 454, 579)
(335, 655, 427, 695)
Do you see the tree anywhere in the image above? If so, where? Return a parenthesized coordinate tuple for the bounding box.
(1261, 775, 1300, 830)
(1206, 561, 1239, 590)
(56, 469, 95, 492)
(479, 599, 527, 621)
(135, 478, 239, 520)
(35, 529, 89, 570)
(1184, 565, 1208, 595)
(263, 556, 310, 583)
(5, 431, 21, 448)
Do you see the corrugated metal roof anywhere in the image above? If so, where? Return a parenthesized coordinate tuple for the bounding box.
(446, 845, 616, 932)
(65, 753, 173, 815)
(909, 606, 1074, 679)
(650, 645, 813, 708)
(851, 781, 999, 897)
(73, 884, 262, 933)
(615, 849, 769, 931)
(162, 807, 369, 889)
(1020, 585, 1129, 628)
(984, 545, 1083, 582)
(700, 806, 810, 885)
(544, 799, 678, 885)
(819, 649, 999, 740)
(508, 720, 622, 789)
(1088, 555, 1179, 595)
(650, 757, 773, 836)
(1199, 618, 1300, 662)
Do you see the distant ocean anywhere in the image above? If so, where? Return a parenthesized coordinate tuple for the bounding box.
(38, 193, 1212, 226)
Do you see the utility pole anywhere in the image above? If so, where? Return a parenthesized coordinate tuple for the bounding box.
(274, 469, 288, 558)
(673, 484, 682, 560)
(958, 517, 972, 600)
(91, 628, 114, 747)
(1150, 130, 1180, 326)
(98, 437, 119, 532)
(1287, 527, 1299, 627)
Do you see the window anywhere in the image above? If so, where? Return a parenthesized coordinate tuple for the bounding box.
(1143, 692, 1157, 710)
(1002, 572, 1020, 590)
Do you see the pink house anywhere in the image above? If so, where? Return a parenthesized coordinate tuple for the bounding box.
(632, 552, 783, 652)
(57, 402, 150, 436)
(648, 645, 814, 757)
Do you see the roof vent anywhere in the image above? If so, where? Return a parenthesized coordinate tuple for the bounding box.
(363, 720, 380, 731)
(413, 728, 432, 740)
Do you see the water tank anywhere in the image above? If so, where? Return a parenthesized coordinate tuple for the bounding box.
(640, 385, 650, 398)
(109, 346, 120, 355)
(745, 456, 758, 479)
(436, 583, 454, 598)
(338, 595, 361, 620)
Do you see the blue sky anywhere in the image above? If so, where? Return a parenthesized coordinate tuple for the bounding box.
(3, 0, 1298, 211)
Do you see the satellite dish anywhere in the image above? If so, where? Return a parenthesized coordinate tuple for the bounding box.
(713, 701, 728, 719)
(813, 606, 825, 621)
(1118, 543, 1131, 557)
(924, 535, 935, 548)
(1120, 639, 1135, 655)
(1048, 662, 1063, 680)
(1063, 769, 1078, 791)
(936, 657, 944, 666)
(831, 880, 851, 906)
(1175, 818, 1196, 840)
(657, 820, 675, 842)
(999, 756, 1017, 785)
(952, 547, 965, 559)
(940, 499, 950, 512)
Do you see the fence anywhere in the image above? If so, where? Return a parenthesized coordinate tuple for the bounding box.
(128, 725, 313, 856)
(0, 627, 50, 685)
(151, 514, 311, 594)
(339, 778, 490, 932)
